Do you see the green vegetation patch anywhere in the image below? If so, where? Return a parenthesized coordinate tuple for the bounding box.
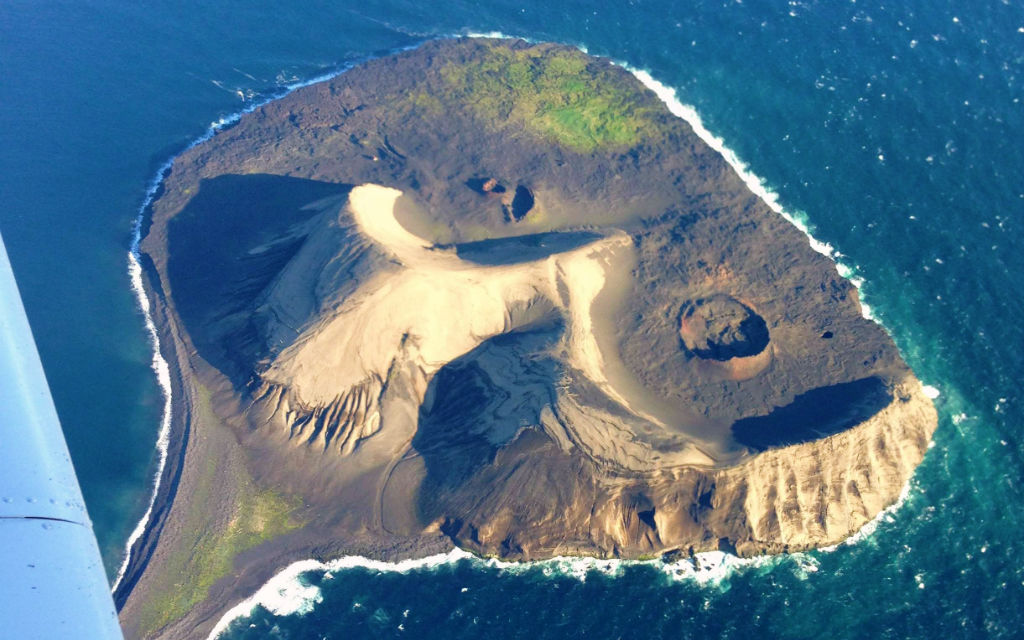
(433, 44, 662, 152)
(137, 387, 303, 636)
(139, 478, 301, 634)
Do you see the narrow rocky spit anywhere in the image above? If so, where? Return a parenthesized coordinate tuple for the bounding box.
(119, 38, 936, 639)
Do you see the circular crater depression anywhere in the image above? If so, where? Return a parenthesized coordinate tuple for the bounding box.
(679, 295, 770, 360)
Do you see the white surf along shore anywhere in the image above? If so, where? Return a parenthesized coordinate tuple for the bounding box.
(208, 481, 919, 639)
(116, 34, 941, 635)
(114, 65, 367, 592)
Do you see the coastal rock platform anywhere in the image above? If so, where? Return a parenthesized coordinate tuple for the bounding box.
(118, 38, 937, 639)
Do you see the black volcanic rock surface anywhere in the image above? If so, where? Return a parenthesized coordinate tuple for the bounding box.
(158, 37, 905, 433)
(123, 37, 937, 640)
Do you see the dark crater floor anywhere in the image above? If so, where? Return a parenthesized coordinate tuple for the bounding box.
(678, 294, 770, 361)
(731, 376, 893, 450)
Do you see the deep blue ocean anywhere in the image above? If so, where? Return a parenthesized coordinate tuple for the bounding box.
(2, 1, 1023, 638)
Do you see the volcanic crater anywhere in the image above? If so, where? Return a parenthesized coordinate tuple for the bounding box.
(119, 37, 938, 640)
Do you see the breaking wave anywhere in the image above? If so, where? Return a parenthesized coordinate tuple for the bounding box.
(206, 548, 818, 639)
(113, 236, 173, 591)
(117, 32, 942, 634)
(111, 60, 392, 592)
(206, 471, 926, 639)
(463, 30, 944, 395)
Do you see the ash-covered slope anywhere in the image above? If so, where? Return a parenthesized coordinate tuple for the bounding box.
(123, 38, 937, 639)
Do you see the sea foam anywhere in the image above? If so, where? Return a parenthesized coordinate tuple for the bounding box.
(465, 31, 878, 323)
(112, 63, 369, 592)
(205, 550, 474, 638)
(113, 243, 174, 591)
(113, 155, 180, 592)
(622, 68, 887, 320)
(618, 57, 938, 555)
(819, 478, 917, 552)
(205, 547, 817, 639)
(123, 34, 928, 634)
(623, 64, 946, 403)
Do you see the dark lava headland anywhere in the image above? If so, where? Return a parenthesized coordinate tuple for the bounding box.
(118, 38, 937, 639)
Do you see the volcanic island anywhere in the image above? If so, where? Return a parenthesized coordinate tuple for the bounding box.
(117, 38, 938, 639)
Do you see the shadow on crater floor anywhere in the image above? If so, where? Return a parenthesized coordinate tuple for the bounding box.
(452, 230, 604, 266)
(731, 376, 892, 451)
(413, 320, 563, 509)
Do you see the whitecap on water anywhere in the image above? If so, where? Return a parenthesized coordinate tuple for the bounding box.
(207, 550, 473, 638)
(206, 547, 821, 638)
(462, 31, 882, 324)
(819, 479, 916, 553)
(112, 54, 411, 593)
(133, 33, 937, 636)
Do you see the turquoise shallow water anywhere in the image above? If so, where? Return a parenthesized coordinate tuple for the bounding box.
(1, 0, 1022, 637)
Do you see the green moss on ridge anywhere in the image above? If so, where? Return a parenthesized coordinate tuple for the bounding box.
(136, 385, 303, 637)
(429, 43, 662, 152)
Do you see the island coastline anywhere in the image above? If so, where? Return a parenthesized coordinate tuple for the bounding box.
(114, 36, 938, 640)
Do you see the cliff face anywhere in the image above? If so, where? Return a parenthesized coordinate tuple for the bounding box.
(124, 37, 937, 638)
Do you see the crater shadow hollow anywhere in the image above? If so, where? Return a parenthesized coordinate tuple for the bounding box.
(731, 376, 892, 451)
(452, 230, 603, 266)
(167, 174, 352, 383)
(413, 321, 563, 514)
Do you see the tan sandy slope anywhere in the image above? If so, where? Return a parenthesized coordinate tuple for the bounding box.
(264, 184, 715, 466)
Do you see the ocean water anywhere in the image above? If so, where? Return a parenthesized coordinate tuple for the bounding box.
(1, 0, 1022, 638)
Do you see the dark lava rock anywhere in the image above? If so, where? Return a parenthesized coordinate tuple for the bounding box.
(679, 295, 770, 361)
(122, 39, 938, 640)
